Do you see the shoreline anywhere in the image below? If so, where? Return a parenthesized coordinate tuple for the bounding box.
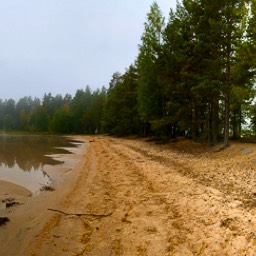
(0, 136, 88, 255)
(0, 180, 32, 198)
(2, 136, 256, 255)
(0, 136, 86, 196)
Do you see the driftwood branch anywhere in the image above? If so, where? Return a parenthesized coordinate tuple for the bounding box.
(47, 208, 112, 218)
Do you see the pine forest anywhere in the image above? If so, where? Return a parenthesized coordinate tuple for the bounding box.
(1, 0, 256, 148)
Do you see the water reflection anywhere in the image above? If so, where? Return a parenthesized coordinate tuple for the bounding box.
(0, 135, 82, 193)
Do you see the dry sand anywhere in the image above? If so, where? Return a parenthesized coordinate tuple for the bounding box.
(2, 136, 256, 255)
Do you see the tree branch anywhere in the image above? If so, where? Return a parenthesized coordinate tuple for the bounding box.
(47, 208, 112, 218)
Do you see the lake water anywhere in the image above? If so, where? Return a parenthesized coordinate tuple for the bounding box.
(0, 135, 83, 193)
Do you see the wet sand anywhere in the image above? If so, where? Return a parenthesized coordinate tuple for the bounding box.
(0, 180, 32, 198)
(2, 136, 256, 255)
(0, 137, 87, 255)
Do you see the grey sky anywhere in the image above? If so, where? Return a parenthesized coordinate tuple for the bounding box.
(0, 0, 177, 100)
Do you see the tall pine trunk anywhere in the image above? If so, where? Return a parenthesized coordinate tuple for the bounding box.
(223, 22, 232, 148)
(224, 92, 230, 148)
(207, 101, 213, 147)
(212, 98, 219, 145)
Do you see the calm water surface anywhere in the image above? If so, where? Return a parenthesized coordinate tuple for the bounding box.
(0, 135, 83, 193)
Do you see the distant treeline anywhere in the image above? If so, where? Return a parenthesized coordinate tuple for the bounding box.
(2, 1, 256, 147)
(0, 86, 106, 134)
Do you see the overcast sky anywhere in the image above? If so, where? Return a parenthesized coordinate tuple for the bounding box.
(0, 0, 177, 100)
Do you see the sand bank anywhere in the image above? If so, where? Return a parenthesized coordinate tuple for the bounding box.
(2, 136, 256, 255)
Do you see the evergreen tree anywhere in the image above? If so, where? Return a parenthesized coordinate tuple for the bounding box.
(30, 106, 49, 132)
(51, 104, 72, 133)
(103, 66, 139, 135)
(137, 2, 165, 136)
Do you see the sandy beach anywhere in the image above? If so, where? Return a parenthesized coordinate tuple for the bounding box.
(2, 136, 256, 255)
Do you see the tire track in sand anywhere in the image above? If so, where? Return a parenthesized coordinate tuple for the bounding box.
(30, 137, 256, 256)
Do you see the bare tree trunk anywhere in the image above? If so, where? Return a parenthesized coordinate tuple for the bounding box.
(223, 22, 231, 148)
(191, 101, 196, 141)
(207, 101, 212, 147)
(212, 98, 219, 145)
(223, 92, 230, 148)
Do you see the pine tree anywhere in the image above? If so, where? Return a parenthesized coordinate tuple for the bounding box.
(137, 2, 165, 136)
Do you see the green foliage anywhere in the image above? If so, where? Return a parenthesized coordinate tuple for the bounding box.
(102, 66, 139, 136)
(0, 86, 106, 135)
(50, 105, 72, 133)
(137, 2, 165, 125)
(30, 106, 49, 132)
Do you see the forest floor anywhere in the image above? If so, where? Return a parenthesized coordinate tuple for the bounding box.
(2, 136, 256, 255)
